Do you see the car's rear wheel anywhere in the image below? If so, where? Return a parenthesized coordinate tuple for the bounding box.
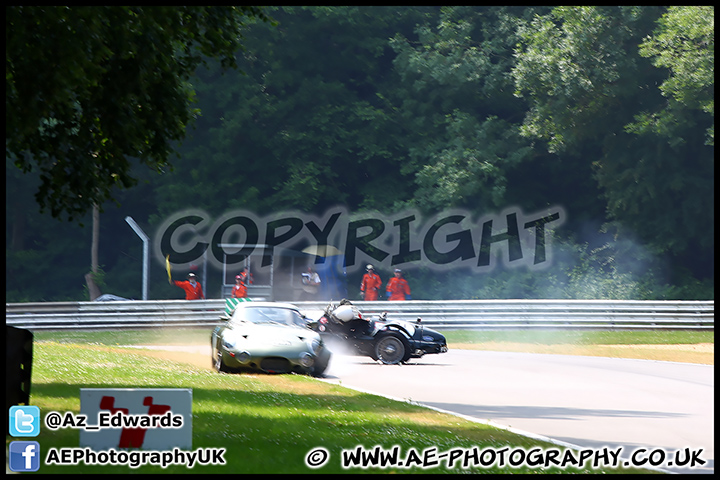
(374, 333, 408, 365)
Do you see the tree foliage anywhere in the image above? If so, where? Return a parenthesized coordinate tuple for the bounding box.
(148, 6, 438, 220)
(632, 5, 714, 145)
(512, 6, 714, 259)
(6, 6, 273, 221)
(5, 6, 714, 302)
(389, 7, 544, 213)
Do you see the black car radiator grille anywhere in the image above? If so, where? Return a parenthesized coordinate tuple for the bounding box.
(260, 357, 292, 373)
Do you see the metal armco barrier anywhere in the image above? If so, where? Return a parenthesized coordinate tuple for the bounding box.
(5, 299, 713, 331)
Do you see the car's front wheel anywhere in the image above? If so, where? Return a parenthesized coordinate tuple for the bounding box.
(374, 333, 408, 365)
(214, 349, 231, 373)
(312, 355, 330, 377)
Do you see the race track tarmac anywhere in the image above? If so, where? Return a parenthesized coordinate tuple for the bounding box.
(320, 349, 714, 474)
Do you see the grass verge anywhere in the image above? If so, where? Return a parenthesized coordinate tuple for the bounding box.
(443, 329, 714, 365)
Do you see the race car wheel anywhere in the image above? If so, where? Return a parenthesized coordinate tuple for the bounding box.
(214, 349, 230, 373)
(311, 355, 330, 377)
(375, 333, 408, 365)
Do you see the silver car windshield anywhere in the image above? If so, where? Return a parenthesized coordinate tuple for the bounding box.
(234, 307, 307, 328)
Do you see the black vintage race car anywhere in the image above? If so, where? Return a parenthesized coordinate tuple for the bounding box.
(308, 299, 448, 365)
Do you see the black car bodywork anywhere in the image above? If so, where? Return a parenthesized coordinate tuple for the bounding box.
(309, 300, 448, 364)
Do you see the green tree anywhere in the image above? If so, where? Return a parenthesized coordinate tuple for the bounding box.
(6, 6, 273, 221)
(6, 6, 712, 302)
(154, 6, 437, 219)
(389, 7, 545, 213)
(512, 6, 713, 275)
(631, 6, 714, 145)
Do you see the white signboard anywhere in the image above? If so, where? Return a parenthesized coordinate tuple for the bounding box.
(79, 388, 192, 450)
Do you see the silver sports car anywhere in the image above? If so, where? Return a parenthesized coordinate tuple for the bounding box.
(211, 301, 331, 376)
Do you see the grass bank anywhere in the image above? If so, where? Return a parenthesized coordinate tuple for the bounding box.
(443, 329, 714, 365)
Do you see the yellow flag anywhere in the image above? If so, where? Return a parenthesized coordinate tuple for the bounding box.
(166, 255, 172, 282)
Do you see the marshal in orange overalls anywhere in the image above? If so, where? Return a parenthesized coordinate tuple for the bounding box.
(360, 265, 382, 300)
(385, 269, 411, 301)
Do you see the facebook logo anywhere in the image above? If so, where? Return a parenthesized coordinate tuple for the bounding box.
(9, 405, 40, 436)
(9, 441, 41, 472)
